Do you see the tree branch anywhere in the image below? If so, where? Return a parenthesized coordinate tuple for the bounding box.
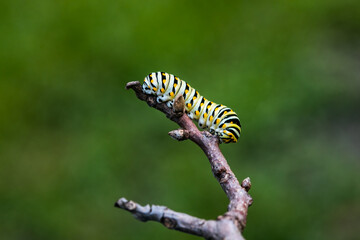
(116, 198, 231, 239)
(116, 81, 253, 239)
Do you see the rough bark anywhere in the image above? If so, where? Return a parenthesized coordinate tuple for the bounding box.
(115, 81, 253, 240)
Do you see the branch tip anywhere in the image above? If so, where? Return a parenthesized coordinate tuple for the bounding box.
(114, 198, 137, 211)
(114, 198, 125, 208)
(125, 81, 141, 90)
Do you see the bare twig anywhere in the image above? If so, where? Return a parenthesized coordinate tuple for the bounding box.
(115, 198, 243, 240)
(116, 81, 253, 239)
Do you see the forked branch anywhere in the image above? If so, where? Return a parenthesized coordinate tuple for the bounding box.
(115, 81, 253, 240)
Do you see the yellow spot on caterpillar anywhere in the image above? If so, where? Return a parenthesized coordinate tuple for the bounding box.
(163, 79, 166, 84)
(185, 89, 189, 94)
(153, 87, 157, 91)
(230, 110, 234, 112)
(195, 110, 199, 116)
(162, 73, 166, 76)
(174, 83, 177, 87)
(175, 77, 179, 80)
(224, 111, 228, 114)
(193, 96, 196, 100)
(210, 116, 214, 121)
(230, 121, 233, 124)
(170, 92, 174, 97)
(150, 74, 152, 77)
(161, 88, 165, 93)
(187, 103, 191, 108)
(222, 124, 227, 129)
(200, 103, 204, 107)
(207, 105, 211, 109)
(216, 119, 220, 124)
(204, 113, 208, 118)
(151, 79, 154, 83)
(215, 107, 219, 112)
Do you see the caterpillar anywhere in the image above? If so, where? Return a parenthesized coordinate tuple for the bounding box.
(142, 72, 241, 143)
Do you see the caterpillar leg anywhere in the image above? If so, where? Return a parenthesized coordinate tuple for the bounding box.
(167, 101, 173, 108)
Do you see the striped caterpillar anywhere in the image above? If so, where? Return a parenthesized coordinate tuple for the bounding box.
(142, 72, 241, 143)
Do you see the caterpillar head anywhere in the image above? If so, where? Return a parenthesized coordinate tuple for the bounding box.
(218, 121, 241, 144)
(213, 116, 240, 144)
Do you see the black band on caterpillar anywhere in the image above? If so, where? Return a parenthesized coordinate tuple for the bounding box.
(142, 72, 241, 143)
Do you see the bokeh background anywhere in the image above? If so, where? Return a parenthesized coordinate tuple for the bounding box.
(1, 0, 359, 239)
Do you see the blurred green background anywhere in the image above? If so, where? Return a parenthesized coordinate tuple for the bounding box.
(1, 0, 359, 239)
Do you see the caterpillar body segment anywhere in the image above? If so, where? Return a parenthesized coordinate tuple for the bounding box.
(142, 72, 241, 143)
